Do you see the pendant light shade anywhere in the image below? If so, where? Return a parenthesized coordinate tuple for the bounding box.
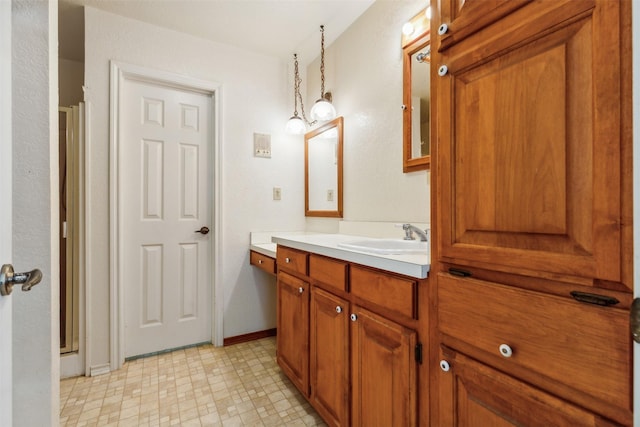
(310, 97, 336, 122)
(285, 115, 306, 134)
(310, 25, 336, 122)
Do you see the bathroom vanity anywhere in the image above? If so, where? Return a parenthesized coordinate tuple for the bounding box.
(271, 233, 430, 426)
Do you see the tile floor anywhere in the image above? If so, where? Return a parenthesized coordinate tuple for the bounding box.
(60, 337, 326, 426)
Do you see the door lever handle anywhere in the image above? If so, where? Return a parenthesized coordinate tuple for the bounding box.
(0, 264, 43, 296)
(195, 226, 210, 235)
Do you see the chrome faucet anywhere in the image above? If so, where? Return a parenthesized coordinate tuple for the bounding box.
(402, 224, 429, 242)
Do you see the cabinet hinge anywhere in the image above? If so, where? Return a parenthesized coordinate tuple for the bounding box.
(415, 343, 423, 364)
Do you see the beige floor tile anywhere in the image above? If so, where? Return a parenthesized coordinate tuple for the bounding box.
(60, 337, 325, 426)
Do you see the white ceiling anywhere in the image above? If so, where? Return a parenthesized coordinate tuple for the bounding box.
(58, 0, 375, 64)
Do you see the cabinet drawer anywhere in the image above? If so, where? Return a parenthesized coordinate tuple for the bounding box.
(276, 246, 308, 276)
(250, 250, 276, 275)
(437, 273, 631, 412)
(350, 266, 417, 320)
(309, 255, 348, 293)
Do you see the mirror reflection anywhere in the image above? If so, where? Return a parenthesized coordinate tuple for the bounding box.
(305, 116, 343, 217)
(402, 9, 431, 172)
(411, 45, 430, 158)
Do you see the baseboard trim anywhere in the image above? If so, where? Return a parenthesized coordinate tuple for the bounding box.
(223, 328, 277, 346)
(89, 363, 111, 377)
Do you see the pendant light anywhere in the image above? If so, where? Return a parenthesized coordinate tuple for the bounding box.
(310, 25, 337, 122)
(285, 53, 308, 134)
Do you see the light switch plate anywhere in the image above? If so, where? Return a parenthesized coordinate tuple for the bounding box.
(273, 187, 282, 200)
(254, 133, 271, 158)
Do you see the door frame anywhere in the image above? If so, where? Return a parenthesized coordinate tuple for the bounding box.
(0, 0, 12, 422)
(109, 61, 223, 370)
(633, 2, 639, 424)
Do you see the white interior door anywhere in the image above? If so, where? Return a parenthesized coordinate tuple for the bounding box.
(122, 78, 212, 358)
(0, 1, 12, 423)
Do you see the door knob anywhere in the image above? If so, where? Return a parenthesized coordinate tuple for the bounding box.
(195, 226, 210, 235)
(0, 264, 43, 296)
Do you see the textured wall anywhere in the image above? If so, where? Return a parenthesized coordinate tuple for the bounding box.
(305, 0, 430, 231)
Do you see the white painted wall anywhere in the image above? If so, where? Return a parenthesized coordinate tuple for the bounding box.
(84, 7, 306, 368)
(305, 0, 430, 233)
(12, 0, 59, 425)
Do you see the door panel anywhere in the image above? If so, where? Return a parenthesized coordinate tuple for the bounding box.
(310, 287, 349, 426)
(276, 272, 310, 395)
(437, 348, 617, 426)
(351, 306, 416, 427)
(436, 0, 627, 288)
(122, 79, 212, 357)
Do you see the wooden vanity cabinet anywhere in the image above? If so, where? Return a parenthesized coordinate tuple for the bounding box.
(277, 248, 424, 427)
(431, 0, 633, 425)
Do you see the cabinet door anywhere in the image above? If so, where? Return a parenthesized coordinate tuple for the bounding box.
(436, 348, 619, 426)
(351, 306, 417, 427)
(435, 0, 630, 288)
(276, 272, 309, 396)
(310, 287, 349, 427)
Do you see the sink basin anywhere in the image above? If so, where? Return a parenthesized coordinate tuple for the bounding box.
(337, 239, 428, 255)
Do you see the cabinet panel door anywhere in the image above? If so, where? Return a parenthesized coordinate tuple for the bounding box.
(276, 272, 309, 396)
(435, 0, 629, 288)
(437, 348, 618, 427)
(351, 306, 417, 427)
(310, 287, 349, 427)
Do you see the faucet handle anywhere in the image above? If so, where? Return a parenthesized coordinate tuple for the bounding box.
(401, 223, 415, 240)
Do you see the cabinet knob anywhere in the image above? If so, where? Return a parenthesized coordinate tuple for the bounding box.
(350, 313, 358, 322)
(438, 65, 448, 77)
(335, 306, 343, 314)
(298, 287, 304, 294)
(285, 257, 291, 263)
(438, 23, 449, 35)
(499, 344, 513, 358)
(439, 360, 451, 372)
(258, 259, 263, 264)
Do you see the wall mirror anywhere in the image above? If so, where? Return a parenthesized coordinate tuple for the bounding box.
(402, 9, 431, 172)
(305, 116, 343, 217)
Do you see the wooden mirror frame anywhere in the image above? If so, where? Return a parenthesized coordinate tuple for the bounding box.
(305, 116, 344, 217)
(402, 9, 431, 172)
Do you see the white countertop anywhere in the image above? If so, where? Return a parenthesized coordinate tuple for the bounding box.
(270, 232, 430, 279)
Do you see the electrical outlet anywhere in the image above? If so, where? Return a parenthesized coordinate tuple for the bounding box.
(327, 189, 334, 201)
(273, 187, 282, 200)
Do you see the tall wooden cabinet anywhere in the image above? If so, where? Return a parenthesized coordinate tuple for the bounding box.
(431, 0, 633, 425)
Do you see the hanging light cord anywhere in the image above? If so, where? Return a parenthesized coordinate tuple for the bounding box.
(319, 25, 326, 98)
(292, 54, 300, 116)
(293, 53, 316, 126)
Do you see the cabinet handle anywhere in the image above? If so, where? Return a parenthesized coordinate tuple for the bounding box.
(438, 23, 449, 35)
(285, 257, 291, 263)
(438, 65, 449, 77)
(350, 313, 358, 322)
(439, 360, 451, 372)
(336, 306, 343, 314)
(298, 287, 304, 294)
(499, 344, 513, 358)
(258, 259, 263, 264)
